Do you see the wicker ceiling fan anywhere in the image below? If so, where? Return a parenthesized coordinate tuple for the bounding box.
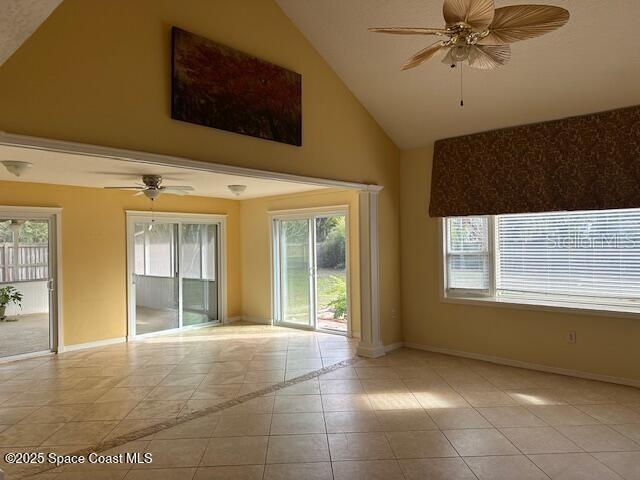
(370, 0, 569, 72)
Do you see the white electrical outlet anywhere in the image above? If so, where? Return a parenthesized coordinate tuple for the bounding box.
(567, 331, 576, 344)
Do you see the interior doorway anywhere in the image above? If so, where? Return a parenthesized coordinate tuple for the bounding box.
(0, 208, 60, 359)
(272, 207, 349, 335)
(127, 212, 225, 337)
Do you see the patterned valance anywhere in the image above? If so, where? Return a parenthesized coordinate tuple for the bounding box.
(429, 105, 640, 217)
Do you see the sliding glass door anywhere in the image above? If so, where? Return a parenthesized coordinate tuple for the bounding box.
(274, 211, 349, 334)
(128, 214, 223, 337)
(0, 213, 57, 359)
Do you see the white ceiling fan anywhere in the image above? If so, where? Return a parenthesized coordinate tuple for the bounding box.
(104, 175, 194, 200)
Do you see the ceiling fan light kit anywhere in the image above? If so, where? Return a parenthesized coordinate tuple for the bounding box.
(369, 0, 569, 105)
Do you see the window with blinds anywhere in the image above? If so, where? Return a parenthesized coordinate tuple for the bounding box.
(444, 209, 640, 311)
(445, 217, 491, 293)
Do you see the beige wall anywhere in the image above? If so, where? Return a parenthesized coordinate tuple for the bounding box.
(0, 0, 402, 346)
(0, 180, 241, 346)
(240, 189, 360, 336)
(401, 146, 640, 382)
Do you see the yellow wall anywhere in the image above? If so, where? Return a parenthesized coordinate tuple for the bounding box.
(0, 0, 402, 345)
(240, 189, 360, 336)
(0, 180, 241, 346)
(401, 146, 640, 382)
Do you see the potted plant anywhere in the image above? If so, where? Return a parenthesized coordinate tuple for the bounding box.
(0, 286, 22, 321)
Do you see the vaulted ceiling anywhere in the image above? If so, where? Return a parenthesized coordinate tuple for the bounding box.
(276, 0, 640, 149)
(0, 0, 62, 66)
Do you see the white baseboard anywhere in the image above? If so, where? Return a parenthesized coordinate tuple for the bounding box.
(357, 343, 386, 358)
(403, 342, 640, 389)
(223, 316, 244, 324)
(61, 337, 126, 353)
(241, 316, 273, 325)
(383, 341, 404, 353)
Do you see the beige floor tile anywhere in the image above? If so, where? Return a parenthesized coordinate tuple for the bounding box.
(400, 457, 476, 480)
(43, 420, 118, 445)
(325, 411, 383, 433)
(505, 389, 568, 406)
(321, 394, 372, 412)
(116, 376, 166, 388)
(613, 423, 640, 443)
(593, 451, 640, 480)
(155, 416, 219, 439)
(500, 426, 580, 454)
(105, 419, 160, 441)
(270, 412, 325, 434)
(0, 422, 63, 446)
(360, 379, 409, 394)
(444, 428, 519, 456)
(427, 408, 492, 429)
(413, 388, 471, 409)
(275, 379, 320, 396)
(193, 465, 263, 480)
(375, 410, 438, 431)
(266, 434, 329, 463)
(213, 414, 271, 437)
(478, 406, 547, 427)
(57, 472, 128, 479)
(200, 436, 268, 466)
(221, 396, 274, 415)
(386, 430, 458, 459)
(96, 388, 153, 403)
(528, 405, 601, 426)
(529, 452, 623, 479)
(460, 389, 518, 407)
(73, 401, 139, 421)
(319, 367, 358, 380)
(328, 432, 394, 461)
(332, 459, 405, 480)
(367, 392, 421, 410)
(133, 438, 207, 469)
(464, 455, 548, 480)
(577, 404, 640, 424)
(145, 385, 197, 401)
(243, 370, 285, 383)
(273, 395, 323, 413)
(556, 425, 640, 452)
(319, 379, 364, 394)
(263, 462, 333, 480)
(22, 405, 88, 423)
(354, 367, 400, 380)
(126, 401, 185, 420)
(191, 383, 242, 400)
(124, 468, 196, 479)
(0, 407, 39, 425)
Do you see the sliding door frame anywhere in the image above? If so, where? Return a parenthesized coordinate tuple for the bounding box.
(270, 205, 351, 336)
(126, 211, 227, 339)
(0, 206, 62, 361)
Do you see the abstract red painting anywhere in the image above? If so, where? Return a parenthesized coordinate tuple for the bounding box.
(171, 27, 302, 146)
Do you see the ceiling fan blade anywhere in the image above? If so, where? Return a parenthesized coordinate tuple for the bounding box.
(369, 27, 450, 36)
(468, 44, 511, 69)
(481, 5, 569, 45)
(103, 186, 145, 190)
(134, 191, 145, 196)
(402, 41, 447, 70)
(162, 186, 194, 191)
(443, 0, 495, 30)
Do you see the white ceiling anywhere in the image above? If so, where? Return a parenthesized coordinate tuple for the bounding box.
(0, 0, 62, 66)
(0, 145, 326, 199)
(276, 0, 640, 149)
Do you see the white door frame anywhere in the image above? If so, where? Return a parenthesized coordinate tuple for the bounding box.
(0, 131, 385, 357)
(270, 205, 351, 336)
(126, 211, 227, 339)
(0, 205, 63, 361)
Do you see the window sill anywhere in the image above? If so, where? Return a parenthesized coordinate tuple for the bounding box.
(441, 294, 640, 320)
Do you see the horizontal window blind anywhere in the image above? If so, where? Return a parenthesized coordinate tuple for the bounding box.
(446, 217, 490, 291)
(497, 209, 640, 302)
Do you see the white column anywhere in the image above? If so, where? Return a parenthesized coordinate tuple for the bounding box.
(357, 187, 385, 358)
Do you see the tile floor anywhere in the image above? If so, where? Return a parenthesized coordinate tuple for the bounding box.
(0, 323, 639, 479)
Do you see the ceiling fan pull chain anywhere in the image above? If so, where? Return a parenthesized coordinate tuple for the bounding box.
(460, 62, 464, 107)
